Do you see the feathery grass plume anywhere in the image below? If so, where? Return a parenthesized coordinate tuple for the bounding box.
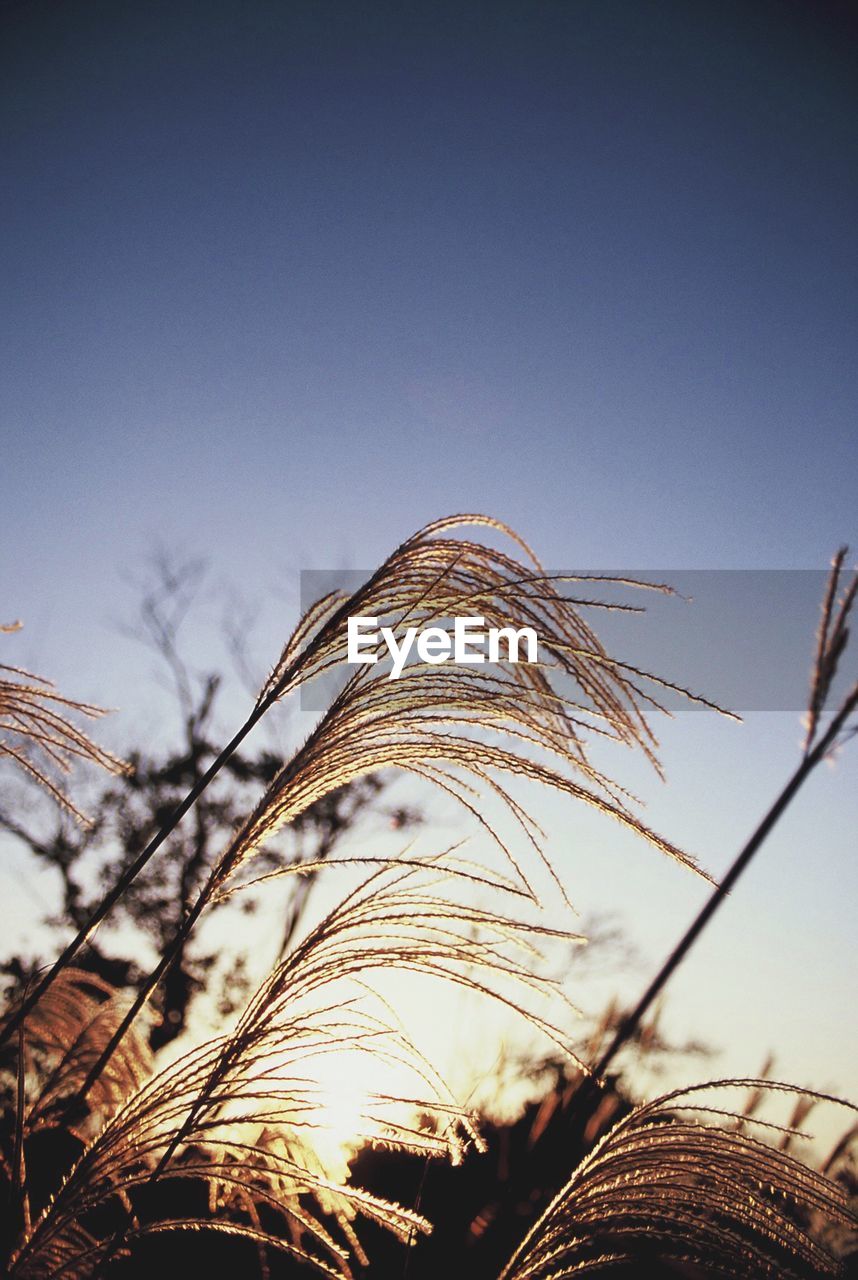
(226, 513, 733, 901)
(804, 546, 858, 757)
(499, 1079, 858, 1279)
(1, 622, 127, 824)
(0, 970, 153, 1267)
(1, 515, 722, 1054)
(57, 515, 726, 1114)
(5, 970, 154, 1138)
(6, 854, 585, 1279)
(262, 513, 730, 737)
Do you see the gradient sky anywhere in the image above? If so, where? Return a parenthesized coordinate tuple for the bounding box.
(2, 0, 857, 1143)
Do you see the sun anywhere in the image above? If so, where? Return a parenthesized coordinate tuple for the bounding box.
(297, 1041, 420, 1174)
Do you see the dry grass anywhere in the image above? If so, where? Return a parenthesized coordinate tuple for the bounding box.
(1, 519, 856, 1278)
(7, 857, 586, 1278)
(1, 621, 128, 824)
(500, 1081, 857, 1279)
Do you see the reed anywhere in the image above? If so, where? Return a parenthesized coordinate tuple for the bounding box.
(1, 521, 854, 1277)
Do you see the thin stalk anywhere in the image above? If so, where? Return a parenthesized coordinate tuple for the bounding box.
(72, 888, 210, 1110)
(1, 561, 367, 1053)
(75, 679, 343, 1107)
(590, 682, 858, 1083)
(481, 682, 858, 1263)
(0, 693, 274, 1051)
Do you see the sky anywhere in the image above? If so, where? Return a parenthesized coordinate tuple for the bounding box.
(2, 0, 857, 1148)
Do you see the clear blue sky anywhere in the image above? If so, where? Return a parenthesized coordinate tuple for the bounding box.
(2, 1, 856, 1137)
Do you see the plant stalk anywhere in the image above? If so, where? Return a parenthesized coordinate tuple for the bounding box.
(590, 683, 858, 1083)
(0, 695, 274, 1050)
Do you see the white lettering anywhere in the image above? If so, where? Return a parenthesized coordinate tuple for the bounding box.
(454, 616, 487, 664)
(488, 626, 538, 663)
(417, 627, 452, 663)
(347, 616, 379, 664)
(381, 625, 416, 679)
(346, 616, 539, 676)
